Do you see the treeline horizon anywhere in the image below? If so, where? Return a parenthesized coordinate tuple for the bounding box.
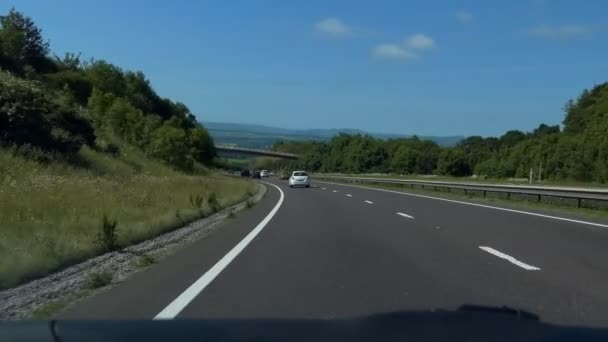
(274, 82, 608, 183)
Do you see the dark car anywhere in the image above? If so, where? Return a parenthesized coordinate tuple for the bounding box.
(252, 171, 261, 179)
(240, 170, 251, 177)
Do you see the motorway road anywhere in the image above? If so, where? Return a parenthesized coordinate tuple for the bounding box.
(61, 178, 608, 327)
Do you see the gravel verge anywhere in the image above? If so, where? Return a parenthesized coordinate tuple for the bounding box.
(0, 182, 267, 320)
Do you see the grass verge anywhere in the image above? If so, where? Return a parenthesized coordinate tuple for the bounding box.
(315, 173, 608, 189)
(85, 271, 113, 289)
(0, 140, 257, 290)
(323, 180, 608, 221)
(30, 290, 92, 320)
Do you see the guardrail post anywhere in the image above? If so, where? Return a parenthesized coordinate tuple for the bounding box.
(537, 194, 542, 202)
(507, 192, 511, 200)
(447, 187, 450, 193)
(577, 198, 582, 208)
(483, 190, 486, 198)
(464, 189, 467, 195)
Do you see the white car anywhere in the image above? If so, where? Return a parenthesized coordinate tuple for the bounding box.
(260, 170, 269, 178)
(289, 171, 310, 188)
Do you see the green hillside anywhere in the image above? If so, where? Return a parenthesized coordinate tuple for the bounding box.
(0, 9, 254, 289)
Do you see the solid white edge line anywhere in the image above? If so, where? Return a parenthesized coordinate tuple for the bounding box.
(397, 212, 414, 219)
(154, 182, 285, 319)
(346, 194, 353, 197)
(364, 200, 374, 204)
(315, 181, 608, 229)
(479, 246, 541, 271)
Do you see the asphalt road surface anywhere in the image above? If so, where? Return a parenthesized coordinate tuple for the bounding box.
(62, 178, 608, 327)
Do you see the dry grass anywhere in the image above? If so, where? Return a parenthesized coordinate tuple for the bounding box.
(0, 142, 256, 289)
(329, 180, 608, 220)
(315, 173, 608, 188)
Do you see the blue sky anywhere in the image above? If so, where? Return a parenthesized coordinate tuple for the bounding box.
(2, 0, 607, 136)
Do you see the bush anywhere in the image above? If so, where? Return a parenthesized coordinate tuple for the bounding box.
(175, 209, 185, 225)
(104, 143, 120, 156)
(95, 138, 120, 156)
(95, 215, 119, 252)
(0, 71, 95, 155)
(436, 148, 471, 177)
(9, 143, 54, 163)
(208, 192, 220, 213)
(148, 123, 193, 171)
(133, 254, 156, 268)
(189, 193, 204, 209)
(86, 271, 112, 289)
(0, 72, 55, 148)
(45, 70, 92, 105)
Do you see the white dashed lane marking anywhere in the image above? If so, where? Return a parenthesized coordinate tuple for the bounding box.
(479, 246, 541, 271)
(396, 212, 414, 219)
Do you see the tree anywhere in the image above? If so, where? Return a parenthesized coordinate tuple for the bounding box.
(87, 88, 117, 125)
(341, 135, 387, 173)
(563, 83, 608, 134)
(499, 130, 527, 149)
(323, 134, 353, 172)
(390, 145, 420, 174)
(148, 123, 193, 171)
(124, 71, 156, 114)
(0, 71, 53, 147)
(0, 20, 24, 72)
(55, 52, 82, 70)
(46, 70, 93, 105)
(458, 136, 499, 172)
(0, 71, 94, 154)
(416, 140, 440, 174)
(0, 9, 49, 72)
(436, 148, 471, 176)
(104, 97, 144, 141)
(86, 60, 126, 96)
(532, 123, 560, 137)
(299, 142, 326, 171)
(189, 125, 216, 163)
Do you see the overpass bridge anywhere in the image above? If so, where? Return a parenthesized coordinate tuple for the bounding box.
(215, 145, 299, 160)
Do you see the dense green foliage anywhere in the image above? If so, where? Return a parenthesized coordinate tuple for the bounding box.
(0, 9, 256, 291)
(276, 82, 608, 183)
(0, 9, 215, 170)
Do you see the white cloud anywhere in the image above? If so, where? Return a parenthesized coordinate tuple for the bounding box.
(314, 17, 352, 37)
(455, 10, 473, 24)
(372, 44, 417, 61)
(404, 33, 436, 50)
(372, 33, 435, 61)
(527, 24, 591, 39)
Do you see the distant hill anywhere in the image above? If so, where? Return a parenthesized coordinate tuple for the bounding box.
(204, 122, 463, 149)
